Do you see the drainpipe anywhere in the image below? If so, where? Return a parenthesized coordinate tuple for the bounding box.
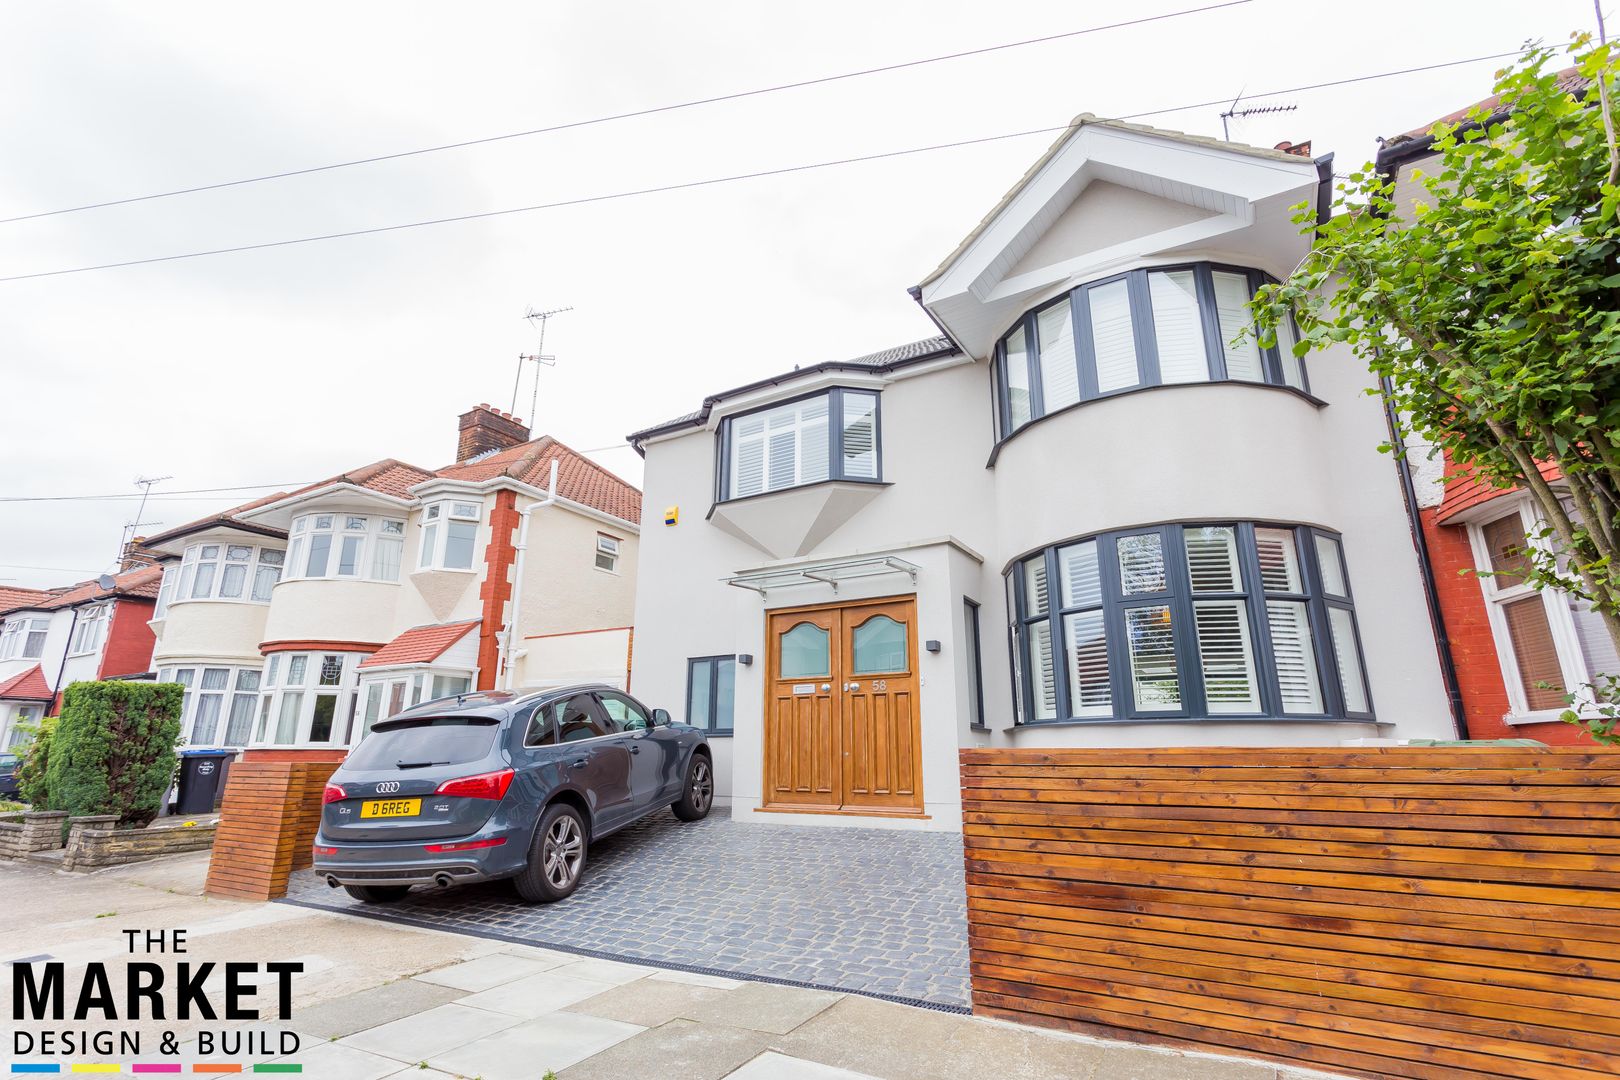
(51, 605, 82, 714)
(500, 459, 559, 689)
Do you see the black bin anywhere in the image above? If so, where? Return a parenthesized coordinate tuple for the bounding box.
(175, 749, 233, 816)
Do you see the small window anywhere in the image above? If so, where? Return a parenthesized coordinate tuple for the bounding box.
(964, 600, 986, 729)
(419, 502, 481, 571)
(721, 388, 883, 500)
(686, 656, 736, 733)
(596, 534, 620, 572)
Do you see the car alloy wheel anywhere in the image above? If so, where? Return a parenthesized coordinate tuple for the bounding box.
(542, 814, 584, 889)
(691, 759, 713, 814)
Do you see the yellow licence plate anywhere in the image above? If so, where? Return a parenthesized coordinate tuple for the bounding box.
(361, 798, 421, 819)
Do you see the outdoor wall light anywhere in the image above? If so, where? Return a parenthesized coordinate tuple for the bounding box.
(737, 653, 754, 666)
(925, 640, 941, 653)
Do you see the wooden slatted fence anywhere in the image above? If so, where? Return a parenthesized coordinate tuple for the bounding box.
(205, 760, 340, 901)
(960, 746, 1620, 1080)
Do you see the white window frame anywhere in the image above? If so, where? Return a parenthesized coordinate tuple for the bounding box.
(0, 616, 48, 661)
(167, 542, 287, 606)
(282, 514, 405, 584)
(595, 533, 621, 574)
(416, 500, 482, 572)
(355, 667, 476, 740)
(7, 704, 44, 748)
(252, 651, 366, 748)
(68, 604, 111, 656)
(1466, 498, 1592, 723)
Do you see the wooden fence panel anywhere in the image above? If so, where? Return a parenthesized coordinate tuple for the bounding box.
(960, 746, 1620, 1080)
(205, 760, 341, 901)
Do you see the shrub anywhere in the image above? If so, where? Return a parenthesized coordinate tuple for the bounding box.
(45, 681, 183, 826)
(13, 714, 56, 806)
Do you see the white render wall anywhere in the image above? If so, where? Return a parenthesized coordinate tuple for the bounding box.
(151, 596, 271, 667)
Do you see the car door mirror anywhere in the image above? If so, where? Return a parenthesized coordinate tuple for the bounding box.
(651, 708, 671, 727)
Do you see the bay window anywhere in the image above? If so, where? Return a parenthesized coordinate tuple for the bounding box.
(0, 617, 48, 660)
(253, 651, 365, 746)
(720, 388, 882, 501)
(170, 542, 284, 604)
(417, 501, 481, 571)
(993, 263, 1309, 439)
(1008, 522, 1371, 724)
(356, 668, 475, 739)
(285, 514, 406, 582)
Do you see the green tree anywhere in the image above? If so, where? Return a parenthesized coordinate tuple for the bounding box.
(46, 681, 183, 825)
(12, 715, 56, 806)
(1254, 39, 1620, 743)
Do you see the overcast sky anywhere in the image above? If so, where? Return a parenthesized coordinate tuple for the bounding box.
(0, 0, 1593, 589)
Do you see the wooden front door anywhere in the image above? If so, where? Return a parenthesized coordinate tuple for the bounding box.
(764, 596, 923, 815)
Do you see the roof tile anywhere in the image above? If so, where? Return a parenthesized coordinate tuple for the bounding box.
(0, 664, 52, 702)
(358, 621, 480, 669)
(436, 438, 641, 524)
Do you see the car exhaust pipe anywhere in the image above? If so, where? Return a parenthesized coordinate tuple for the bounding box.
(433, 873, 454, 889)
(325, 875, 340, 888)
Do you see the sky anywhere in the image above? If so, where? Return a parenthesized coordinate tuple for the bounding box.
(0, 0, 1597, 589)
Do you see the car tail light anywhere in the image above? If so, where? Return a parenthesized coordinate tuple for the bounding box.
(322, 783, 348, 804)
(424, 837, 508, 853)
(434, 769, 514, 801)
(313, 846, 337, 856)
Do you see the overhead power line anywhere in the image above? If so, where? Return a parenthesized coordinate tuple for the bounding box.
(0, 1, 1256, 226)
(0, 482, 305, 503)
(0, 49, 1527, 286)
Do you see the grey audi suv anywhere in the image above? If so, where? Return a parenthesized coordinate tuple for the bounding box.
(313, 684, 712, 904)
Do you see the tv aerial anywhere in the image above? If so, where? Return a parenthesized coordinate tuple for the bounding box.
(510, 306, 572, 427)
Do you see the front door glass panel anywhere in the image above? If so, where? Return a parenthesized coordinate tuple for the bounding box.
(779, 622, 831, 678)
(850, 615, 907, 674)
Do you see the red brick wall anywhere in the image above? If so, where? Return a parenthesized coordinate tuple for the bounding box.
(97, 598, 157, 679)
(476, 489, 520, 690)
(1418, 508, 1595, 744)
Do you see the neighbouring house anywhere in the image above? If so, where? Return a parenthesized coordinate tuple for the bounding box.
(0, 566, 163, 746)
(627, 114, 1457, 829)
(1377, 69, 1616, 745)
(141, 404, 640, 762)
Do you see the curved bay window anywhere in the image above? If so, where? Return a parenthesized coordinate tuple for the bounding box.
(993, 263, 1307, 439)
(1007, 522, 1370, 724)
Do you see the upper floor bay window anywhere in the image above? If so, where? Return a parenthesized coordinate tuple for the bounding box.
(1007, 522, 1370, 724)
(0, 617, 48, 660)
(285, 514, 406, 583)
(168, 543, 285, 607)
(720, 388, 881, 501)
(68, 604, 111, 656)
(993, 263, 1307, 439)
(418, 501, 481, 571)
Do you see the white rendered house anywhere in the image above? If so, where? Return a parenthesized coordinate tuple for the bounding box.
(626, 116, 1456, 830)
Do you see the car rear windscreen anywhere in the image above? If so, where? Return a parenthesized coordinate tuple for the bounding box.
(345, 718, 499, 771)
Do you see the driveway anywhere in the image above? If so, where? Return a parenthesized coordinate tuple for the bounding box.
(284, 810, 971, 1008)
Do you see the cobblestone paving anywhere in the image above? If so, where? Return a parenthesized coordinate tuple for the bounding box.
(284, 811, 970, 1007)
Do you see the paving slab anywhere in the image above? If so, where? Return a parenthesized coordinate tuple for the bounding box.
(282, 1040, 413, 1080)
(547, 956, 656, 985)
(340, 1002, 523, 1062)
(427, 1012, 644, 1078)
(294, 979, 467, 1039)
(456, 969, 622, 1017)
(648, 969, 745, 990)
(678, 981, 843, 1035)
(724, 1050, 882, 1080)
(558, 1019, 772, 1080)
(565, 979, 734, 1028)
(412, 951, 565, 991)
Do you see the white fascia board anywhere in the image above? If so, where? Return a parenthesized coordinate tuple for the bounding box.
(238, 482, 414, 525)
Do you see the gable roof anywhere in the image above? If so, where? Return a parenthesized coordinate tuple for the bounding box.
(627, 335, 958, 447)
(24, 566, 164, 611)
(0, 665, 53, 703)
(0, 587, 56, 616)
(358, 620, 480, 669)
(435, 437, 642, 524)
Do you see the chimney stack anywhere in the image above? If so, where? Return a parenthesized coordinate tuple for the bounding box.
(120, 537, 160, 572)
(1274, 139, 1313, 158)
(457, 403, 531, 461)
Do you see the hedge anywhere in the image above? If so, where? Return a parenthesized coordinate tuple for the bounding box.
(13, 714, 55, 806)
(45, 681, 182, 826)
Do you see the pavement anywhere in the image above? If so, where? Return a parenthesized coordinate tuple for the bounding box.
(1, 850, 1345, 1080)
(285, 811, 969, 1007)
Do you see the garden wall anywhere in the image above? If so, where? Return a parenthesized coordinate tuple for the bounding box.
(960, 745, 1620, 1080)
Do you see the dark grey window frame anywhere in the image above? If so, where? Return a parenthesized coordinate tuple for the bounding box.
(964, 597, 987, 731)
(1007, 521, 1374, 726)
(715, 387, 884, 503)
(992, 262, 1310, 442)
(685, 654, 737, 736)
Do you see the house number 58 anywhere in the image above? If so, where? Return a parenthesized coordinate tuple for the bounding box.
(871, 679, 887, 691)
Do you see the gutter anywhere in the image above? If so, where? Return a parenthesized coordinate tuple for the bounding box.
(500, 458, 559, 689)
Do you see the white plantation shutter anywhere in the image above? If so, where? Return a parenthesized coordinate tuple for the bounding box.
(1254, 528, 1303, 592)
(732, 439, 765, 498)
(1036, 299, 1080, 411)
(1184, 527, 1240, 592)
(841, 392, 878, 479)
(1058, 541, 1101, 607)
(799, 397, 830, 485)
(1126, 605, 1180, 710)
(1024, 557, 1049, 616)
(1314, 534, 1348, 596)
(1064, 610, 1111, 715)
(1149, 271, 1209, 384)
(1088, 280, 1140, 393)
(1267, 600, 1323, 713)
(1212, 271, 1265, 382)
(1029, 619, 1057, 720)
(1194, 600, 1259, 713)
(1004, 325, 1033, 428)
(1328, 607, 1370, 713)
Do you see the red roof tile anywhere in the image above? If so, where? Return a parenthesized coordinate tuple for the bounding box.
(0, 587, 55, 615)
(283, 458, 438, 502)
(28, 566, 165, 611)
(1435, 452, 1562, 524)
(436, 437, 641, 524)
(0, 664, 52, 702)
(358, 621, 480, 669)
